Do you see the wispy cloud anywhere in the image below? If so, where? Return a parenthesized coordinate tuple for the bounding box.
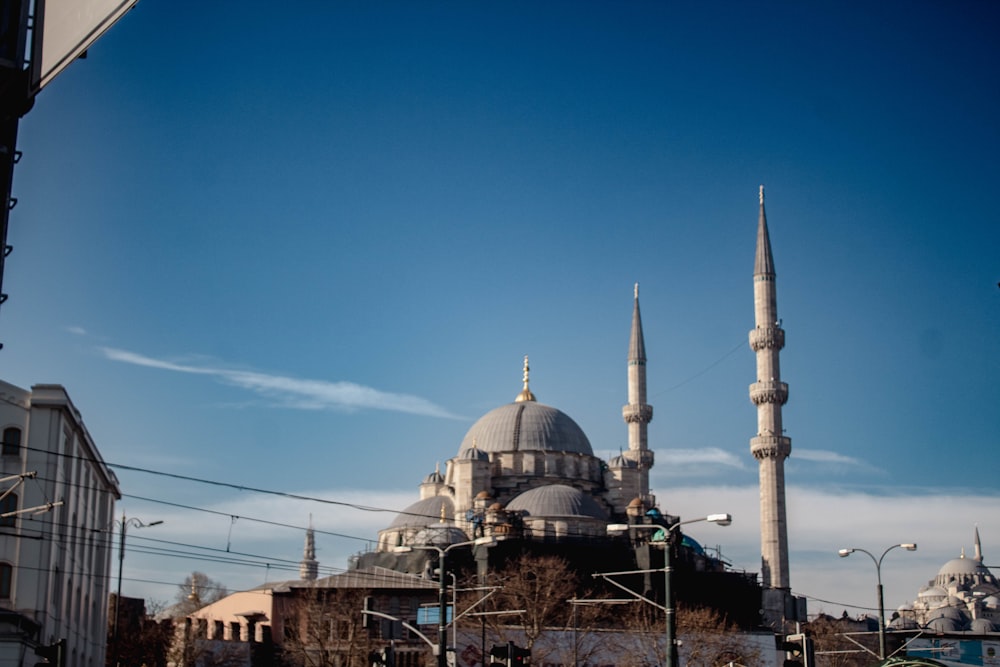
(663, 447, 746, 469)
(66, 326, 88, 336)
(789, 448, 883, 475)
(100, 347, 462, 419)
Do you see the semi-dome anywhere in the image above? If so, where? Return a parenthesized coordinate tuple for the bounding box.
(389, 497, 454, 529)
(459, 401, 593, 455)
(506, 484, 607, 519)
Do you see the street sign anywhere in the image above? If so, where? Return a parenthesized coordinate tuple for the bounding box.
(417, 605, 454, 625)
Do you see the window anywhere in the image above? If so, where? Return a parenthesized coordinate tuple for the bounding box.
(0, 492, 17, 527)
(0, 562, 11, 598)
(1, 427, 20, 456)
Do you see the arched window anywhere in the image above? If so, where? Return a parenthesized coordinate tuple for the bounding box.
(0, 492, 16, 527)
(1, 427, 20, 456)
(0, 563, 11, 598)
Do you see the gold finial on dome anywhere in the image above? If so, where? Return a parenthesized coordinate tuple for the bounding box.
(515, 355, 536, 402)
(440, 503, 447, 522)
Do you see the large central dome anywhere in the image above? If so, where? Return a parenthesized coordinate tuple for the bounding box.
(459, 400, 593, 455)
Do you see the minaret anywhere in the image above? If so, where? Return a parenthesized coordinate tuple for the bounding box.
(300, 517, 319, 580)
(622, 283, 654, 501)
(749, 186, 792, 595)
(975, 526, 983, 563)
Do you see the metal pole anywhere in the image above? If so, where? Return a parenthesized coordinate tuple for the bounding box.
(876, 577, 886, 660)
(664, 535, 676, 667)
(112, 512, 126, 666)
(438, 549, 447, 667)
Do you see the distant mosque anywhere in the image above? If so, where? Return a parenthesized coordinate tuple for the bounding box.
(891, 528, 1000, 632)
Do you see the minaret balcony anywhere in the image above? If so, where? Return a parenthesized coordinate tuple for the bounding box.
(622, 404, 653, 423)
(749, 380, 788, 405)
(750, 435, 791, 460)
(749, 326, 785, 351)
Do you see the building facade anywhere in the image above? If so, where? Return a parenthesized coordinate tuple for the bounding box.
(0, 381, 121, 667)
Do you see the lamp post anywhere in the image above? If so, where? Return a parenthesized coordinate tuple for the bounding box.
(838, 543, 917, 660)
(608, 513, 731, 667)
(395, 535, 496, 667)
(112, 512, 163, 666)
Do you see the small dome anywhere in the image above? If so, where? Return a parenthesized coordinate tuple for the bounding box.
(460, 446, 490, 461)
(888, 616, 919, 630)
(506, 484, 608, 520)
(627, 497, 645, 508)
(389, 497, 454, 529)
(412, 522, 470, 547)
(971, 618, 997, 633)
(926, 606, 966, 622)
(488, 502, 504, 511)
(475, 490, 492, 500)
(919, 586, 947, 599)
(459, 401, 593, 455)
(983, 595, 1000, 609)
(423, 470, 445, 484)
(681, 535, 706, 555)
(608, 454, 637, 469)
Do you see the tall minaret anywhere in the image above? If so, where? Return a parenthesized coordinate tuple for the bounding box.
(622, 283, 654, 501)
(749, 186, 791, 595)
(300, 517, 319, 580)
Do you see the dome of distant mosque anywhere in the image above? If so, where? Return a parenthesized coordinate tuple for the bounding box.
(937, 556, 983, 577)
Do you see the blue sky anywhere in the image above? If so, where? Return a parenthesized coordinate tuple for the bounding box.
(2, 2, 998, 616)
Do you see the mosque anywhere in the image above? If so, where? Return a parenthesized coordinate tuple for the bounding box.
(891, 529, 1000, 633)
(351, 187, 793, 628)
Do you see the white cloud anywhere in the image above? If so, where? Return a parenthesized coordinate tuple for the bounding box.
(66, 326, 88, 336)
(121, 483, 1000, 621)
(100, 347, 462, 419)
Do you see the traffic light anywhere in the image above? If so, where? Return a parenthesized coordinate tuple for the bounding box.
(490, 642, 529, 667)
(34, 639, 66, 667)
(489, 643, 509, 666)
(782, 633, 814, 667)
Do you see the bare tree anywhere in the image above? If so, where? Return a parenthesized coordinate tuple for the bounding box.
(480, 553, 588, 666)
(677, 605, 762, 667)
(173, 571, 229, 617)
(805, 614, 871, 667)
(277, 584, 376, 667)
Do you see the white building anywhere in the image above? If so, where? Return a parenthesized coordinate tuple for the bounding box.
(0, 381, 121, 667)
(891, 528, 1000, 633)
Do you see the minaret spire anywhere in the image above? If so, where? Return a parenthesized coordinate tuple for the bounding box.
(622, 282, 654, 503)
(299, 515, 319, 580)
(975, 526, 983, 563)
(749, 186, 792, 608)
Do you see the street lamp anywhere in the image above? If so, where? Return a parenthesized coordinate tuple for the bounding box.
(112, 512, 163, 666)
(608, 513, 732, 667)
(394, 535, 497, 667)
(838, 543, 917, 660)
